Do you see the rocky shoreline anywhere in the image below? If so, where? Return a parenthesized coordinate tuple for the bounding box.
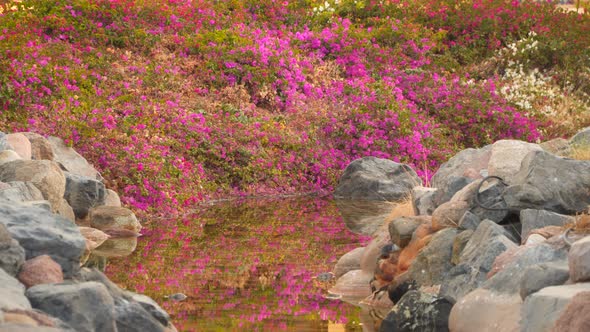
(329, 128, 590, 332)
(0, 132, 174, 331)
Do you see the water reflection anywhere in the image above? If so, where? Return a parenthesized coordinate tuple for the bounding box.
(335, 200, 398, 236)
(104, 196, 372, 331)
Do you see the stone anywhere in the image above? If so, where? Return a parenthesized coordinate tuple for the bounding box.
(2, 309, 70, 330)
(93, 237, 138, 257)
(520, 209, 574, 243)
(448, 288, 522, 332)
(0, 132, 13, 151)
(360, 228, 391, 273)
(104, 189, 122, 207)
(18, 255, 63, 288)
(0, 325, 64, 331)
(570, 126, 590, 149)
(6, 133, 32, 160)
(458, 211, 481, 230)
(334, 157, 422, 201)
(0, 203, 86, 277)
(411, 186, 436, 216)
(488, 140, 543, 183)
(431, 146, 491, 191)
(0, 268, 31, 310)
(0, 160, 65, 212)
(335, 199, 398, 235)
(540, 138, 570, 156)
(519, 262, 570, 300)
(503, 151, 590, 214)
(79, 227, 110, 251)
(327, 270, 373, 300)
(521, 283, 590, 332)
(114, 299, 166, 332)
(64, 173, 106, 219)
(56, 198, 75, 222)
(17, 200, 51, 211)
(0, 181, 44, 203)
(568, 236, 590, 282)
(431, 200, 469, 230)
(0, 223, 26, 276)
(380, 290, 453, 332)
(333, 247, 365, 278)
(127, 292, 170, 327)
(0, 150, 21, 165)
(26, 281, 117, 332)
(407, 228, 459, 286)
(20, 133, 55, 161)
(389, 216, 429, 248)
(483, 243, 568, 294)
(432, 176, 473, 207)
(89, 206, 142, 235)
(48, 136, 103, 181)
(451, 229, 473, 265)
(551, 291, 590, 332)
(451, 180, 510, 224)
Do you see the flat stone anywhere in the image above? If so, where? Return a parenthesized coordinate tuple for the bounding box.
(488, 140, 542, 183)
(569, 236, 590, 282)
(333, 247, 365, 278)
(407, 228, 459, 286)
(18, 255, 63, 288)
(389, 216, 429, 248)
(89, 206, 141, 235)
(6, 133, 32, 160)
(520, 209, 574, 243)
(334, 157, 422, 201)
(0, 268, 31, 310)
(519, 261, 570, 300)
(26, 281, 117, 332)
(449, 288, 521, 332)
(64, 173, 106, 219)
(20, 133, 55, 161)
(48, 136, 103, 181)
(522, 283, 590, 332)
(0, 223, 26, 276)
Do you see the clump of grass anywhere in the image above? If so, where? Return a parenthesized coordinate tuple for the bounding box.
(386, 196, 416, 221)
(570, 146, 590, 161)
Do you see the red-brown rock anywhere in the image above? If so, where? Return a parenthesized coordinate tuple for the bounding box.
(551, 291, 590, 332)
(17, 255, 63, 288)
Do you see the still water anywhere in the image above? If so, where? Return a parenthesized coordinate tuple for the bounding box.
(104, 196, 374, 331)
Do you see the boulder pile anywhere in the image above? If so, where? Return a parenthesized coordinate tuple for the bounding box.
(0, 131, 174, 332)
(331, 127, 590, 332)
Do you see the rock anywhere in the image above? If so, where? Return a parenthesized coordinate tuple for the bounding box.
(521, 283, 590, 332)
(1, 309, 69, 330)
(432, 176, 474, 207)
(389, 216, 429, 248)
(450, 179, 510, 224)
(407, 228, 459, 286)
(26, 281, 117, 332)
(359, 227, 391, 273)
(519, 262, 570, 300)
(484, 243, 568, 294)
(64, 173, 106, 219)
(0, 325, 64, 331)
(431, 146, 491, 191)
(20, 133, 55, 161)
(540, 138, 570, 156)
(488, 140, 543, 183)
(56, 198, 75, 222)
(89, 206, 142, 235)
(458, 211, 481, 230)
(0, 203, 86, 277)
(327, 269, 373, 301)
(77, 268, 127, 299)
(333, 247, 365, 278)
(431, 200, 469, 230)
(451, 229, 473, 265)
(93, 237, 138, 257)
(0, 132, 13, 151)
(17, 200, 51, 211)
(0, 160, 65, 212)
(114, 299, 166, 332)
(6, 133, 32, 160)
(17, 255, 63, 288)
(3, 312, 39, 327)
(335, 199, 399, 236)
(448, 288, 522, 332)
(411, 186, 436, 215)
(525, 226, 563, 244)
(570, 126, 590, 149)
(127, 292, 170, 327)
(0, 181, 44, 203)
(334, 157, 422, 201)
(0, 223, 26, 276)
(380, 290, 453, 332)
(48, 136, 102, 181)
(0, 268, 31, 310)
(0, 150, 21, 165)
(568, 236, 590, 282)
(79, 227, 110, 251)
(441, 220, 517, 301)
(104, 189, 122, 207)
(520, 209, 574, 243)
(503, 151, 590, 214)
(551, 291, 590, 332)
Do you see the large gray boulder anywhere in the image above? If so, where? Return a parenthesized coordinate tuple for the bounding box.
(0, 181, 44, 203)
(0, 203, 86, 277)
(0, 160, 65, 212)
(0, 268, 31, 310)
(380, 290, 453, 332)
(64, 173, 106, 219)
(48, 136, 103, 181)
(519, 262, 570, 300)
(520, 209, 574, 243)
(26, 281, 117, 332)
(503, 151, 590, 214)
(570, 126, 590, 149)
(114, 300, 166, 332)
(334, 157, 421, 201)
(407, 228, 459, 286)
(431, 146, 491, 192)
(411, 186, 436, 215)
(0, 223, 26, 276)
(487, 140, 542, 184)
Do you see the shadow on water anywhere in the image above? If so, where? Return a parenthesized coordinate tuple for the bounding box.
(100, 196, 377, 331)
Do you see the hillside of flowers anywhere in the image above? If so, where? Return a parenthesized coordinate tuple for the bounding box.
(1, 0, 589, 215)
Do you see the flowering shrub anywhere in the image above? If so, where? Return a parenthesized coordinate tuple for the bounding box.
(1, 0, 588, 215)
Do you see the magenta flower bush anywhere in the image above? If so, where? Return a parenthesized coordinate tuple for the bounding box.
(1, 0, 588, 215)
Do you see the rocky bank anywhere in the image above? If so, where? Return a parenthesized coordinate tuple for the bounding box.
(330, 127, 590, 332)
(0, 132, 174, 331)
